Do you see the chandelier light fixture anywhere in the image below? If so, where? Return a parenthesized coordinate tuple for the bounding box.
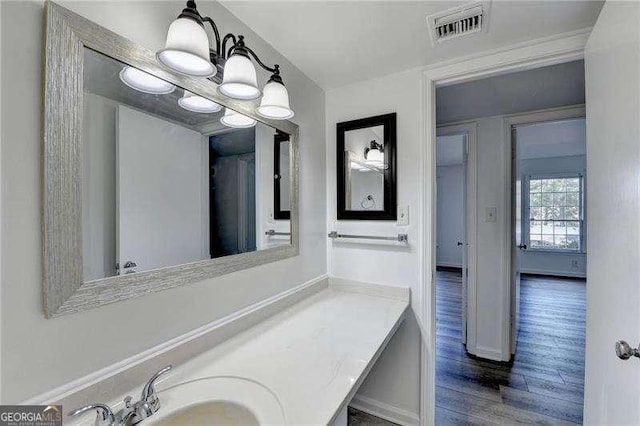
(220, 108, 257, 128)
(119, 66, 176, 95)
(364, 140, 385, 166)
(178, 90, 222, 113)
(156, 0, 294, 119)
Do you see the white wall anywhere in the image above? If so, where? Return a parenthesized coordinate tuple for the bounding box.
(349, 171, 384, 211)
(584, 1, 640, 423)
(518, 155, 586, 277)
(436, 165, 463, 268)
(472, 116, 511, 358)
(326, 68, 423, 417)
(0, 0, 326, 403)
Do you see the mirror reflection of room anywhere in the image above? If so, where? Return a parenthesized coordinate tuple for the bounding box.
(81, 48, 291, 281)
(344, 125, 385, 211)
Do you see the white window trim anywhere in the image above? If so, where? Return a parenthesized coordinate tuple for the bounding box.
(523, 171, 586, 254)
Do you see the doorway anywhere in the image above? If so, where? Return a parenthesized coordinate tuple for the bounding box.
(432, 62, 586, 423)
(423, 5, 637, 424)
(509, 113, 587, 355)
(509, 114, 587, 422)
(435, 123, 477, 352)
(209, 127, 257, 258)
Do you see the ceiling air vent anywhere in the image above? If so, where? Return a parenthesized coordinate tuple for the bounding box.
(427, 1, 491, 45)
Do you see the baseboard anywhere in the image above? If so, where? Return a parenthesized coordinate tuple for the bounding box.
(22, 274, 329, 407)
(469, 345, 505, 362)
(350, 395, 420, 426)
(520, 268, 586, 279)
(436, 262, 462, 269)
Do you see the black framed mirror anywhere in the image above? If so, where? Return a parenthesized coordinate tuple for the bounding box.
(337, 113, 397, 220)
(274, 132, 291, 220)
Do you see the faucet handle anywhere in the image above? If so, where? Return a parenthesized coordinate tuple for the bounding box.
(123, 395, 133, 409)
(141, 365, 172, 411)
(68, 403, 116, 426)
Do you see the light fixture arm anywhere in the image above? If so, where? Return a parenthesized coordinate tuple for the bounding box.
(370, 140, 384, 152)
(202, 16, 221, 55)
(243, 44, 279, 75)
(221, 33, 237, 59)
(202, 18, 239, 61)
(228, 36, 280, 75)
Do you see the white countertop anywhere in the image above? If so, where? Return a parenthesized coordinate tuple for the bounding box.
(70, 282, 409, 425)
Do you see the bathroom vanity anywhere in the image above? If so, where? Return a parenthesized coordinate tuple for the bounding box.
(66, 281, 409, 425)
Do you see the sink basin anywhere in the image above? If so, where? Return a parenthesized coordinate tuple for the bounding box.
(152, 401, 258, 426)
(147, 376, 285, 425)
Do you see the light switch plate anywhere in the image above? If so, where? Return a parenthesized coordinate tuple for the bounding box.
(485, 207, 497, 223)
(398, 205, 409, 225)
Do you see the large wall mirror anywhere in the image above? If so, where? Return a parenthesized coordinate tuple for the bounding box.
(336, 113, 396, 220)
(43, 3, 298, 317)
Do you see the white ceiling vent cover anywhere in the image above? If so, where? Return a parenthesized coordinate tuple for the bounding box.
(427, 1, 491, 45)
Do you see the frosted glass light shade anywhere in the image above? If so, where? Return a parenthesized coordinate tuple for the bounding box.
(220, 108, 256, 128)
(156, 17, 215, 77)
(119, 66, 176, 95)
(218, 55, 261, 100)
(365, 148, 384, 165)
(178, 91, 222, 113)
(256, 80, 294, 120)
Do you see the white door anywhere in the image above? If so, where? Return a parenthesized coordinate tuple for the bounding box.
(437, 124, 477, 347)
(584, 2, 640, 424)
(510, 126, 522, 354)
(460, 143, 468, 345)
(116, 105, 207, 274)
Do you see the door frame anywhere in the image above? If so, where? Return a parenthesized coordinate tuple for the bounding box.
(419, 29, 590, 426)
(504, 106, 586, 357)
(436, 123, 477, 352)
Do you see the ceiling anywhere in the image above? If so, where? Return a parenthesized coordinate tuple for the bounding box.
(516, 118, 585, 160)
(436, 60, 585, 124)
(210, 127, 256, 156)
(220, 1, 603, 90)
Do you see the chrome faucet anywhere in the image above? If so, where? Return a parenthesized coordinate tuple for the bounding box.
(68, 365, 172, 426)
(68, 404, 116, 426)
(124, 365, 172, 424)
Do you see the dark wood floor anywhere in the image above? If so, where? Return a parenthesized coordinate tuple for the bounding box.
(436, 269, 586, 425)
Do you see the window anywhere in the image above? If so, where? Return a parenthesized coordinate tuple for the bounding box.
(527, 176, 583, 251)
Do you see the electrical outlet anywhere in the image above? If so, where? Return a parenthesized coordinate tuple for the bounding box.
(397, 205, 409, 225)
(485, 207, 497, 223)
